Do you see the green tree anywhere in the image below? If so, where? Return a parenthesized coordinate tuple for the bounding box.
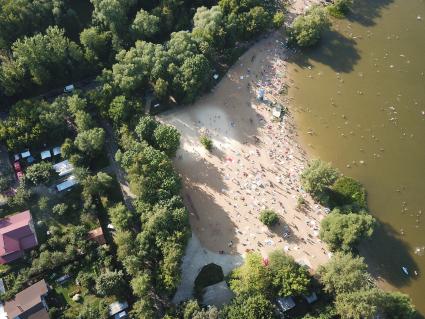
(52, 203, 69, 217)
(25, 162, 54, 185)
(318, 252, 373, 295)
(108, 95, 132, 126)
(379, 291, 416, 319)
(153, 124, 181, 157)
(80, 27, 112, 66)
(200, 135, 213, 151)
(300, 159, 339, 202)
(95, 270, 126, 296)
(74, 111, 94, 132)
(320, 212, 376, 252)
(334, 288, 381, 319)
(259, 209, 279, 227)
(78, 298, 109, 319)
(192, 6, 227, 51)
(269, 250, 310, 297)
(223, 294, 275, 319)
(131, 9, 160, 40)
(331, 176, 367, 209)
(135, 116, 159, 144)
(288, 6, 330, 47)
(0, 26, 85, 95)
(108, 203, 134, 230)
(328, 0, 353, 17)
(130, 272, 151, 297)
(229, 252, 271, 296)
(74, 127, 105, 157)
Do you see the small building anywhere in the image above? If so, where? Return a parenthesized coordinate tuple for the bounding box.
(277, 297, 296, 313)
(0, 211, 38, 264)
(52, 147, 61, 156)
(87, 227, 106, 245)
(56, 175, 77, 192)
(0, 279, 50, 319)
(64, 84, 75, 93)
(52, 160, 74, 177)
(40, 150, 51, 160)
(108, 301, 128, 319)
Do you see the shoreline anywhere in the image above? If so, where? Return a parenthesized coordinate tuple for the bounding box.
(159, 24, 330, 271)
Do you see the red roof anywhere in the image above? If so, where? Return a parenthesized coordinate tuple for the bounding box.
(87, 227, 106, 245)
(0, 211, 38, 264)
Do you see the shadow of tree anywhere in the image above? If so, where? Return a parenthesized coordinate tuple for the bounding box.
(288, 29, 361, 73)
(359, 221, 419, 288)
(347, 0, 395, 27)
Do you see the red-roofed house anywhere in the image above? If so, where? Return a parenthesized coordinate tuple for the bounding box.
(0, 211, 38, 264)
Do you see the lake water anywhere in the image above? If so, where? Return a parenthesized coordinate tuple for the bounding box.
(288, 0, 425, 314)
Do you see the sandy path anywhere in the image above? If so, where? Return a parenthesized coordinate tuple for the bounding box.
(159, 24, 330, 270)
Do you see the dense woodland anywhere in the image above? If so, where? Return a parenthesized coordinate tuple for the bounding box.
(0, 0, 417, 318)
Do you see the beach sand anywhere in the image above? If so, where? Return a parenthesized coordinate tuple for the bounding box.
(159, 23, 330, 270)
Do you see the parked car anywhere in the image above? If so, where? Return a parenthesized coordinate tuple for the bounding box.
(16, 171, 24, 181)
(64, 84, 75, 93)
(13, 161, 22, 172)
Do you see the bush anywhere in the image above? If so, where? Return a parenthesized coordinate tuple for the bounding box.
(330, 176, 367, 209)
(288, 6, 330, 47)
(95, 270, 126, 296)
(273, 12, 285, 28)
(52, 203, 69, 217)
(259, 209, 279, 227)
(200, 134, 213, 151)
(327, 0, 353, 17)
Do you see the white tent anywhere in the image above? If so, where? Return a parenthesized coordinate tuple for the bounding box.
(52, 147, 61, 156)
(56, 176, 77, 192)
(53, 160, 74, 177)
(40, 150, 51, 159)
(21, 150, 30, 158)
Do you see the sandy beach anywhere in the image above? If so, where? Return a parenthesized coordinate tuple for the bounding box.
(159, 9, 330, 270)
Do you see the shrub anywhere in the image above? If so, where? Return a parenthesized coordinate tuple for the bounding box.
(273, 12, 285, 28)
(259, 209, 279, 227)
(327, 0, 353, 18)
(52, 203, 69, 217)
(200, 134, 213, 151)
(288, 6, 330, 47)
(95, 270, 126, 296)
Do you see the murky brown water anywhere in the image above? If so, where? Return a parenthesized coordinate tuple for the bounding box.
(288, 0, 425, 314)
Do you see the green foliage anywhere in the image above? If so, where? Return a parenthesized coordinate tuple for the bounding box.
(301, 159, 339, 204)
(320, 212, 376, 252)
(273, 12, 285, 28)
(108, 203, 134, 231)
(222, 294, 276, 319)
(229, 252, 271, 296)
(80, 27, 113, 67)
(78, 298, 109, 319)
(25, 161, 54, 185)
(318, 252, 373, 295)
(135, 116, 159, 145)
(330, 176, 367, 209)
(327, 0, 353, 18)
(7, 184, 32, 211)
(0, 26, 85, 95)
(259, 209, 279, 227)
(0, 99, 67, 150)
(334, 288, 381, 319)
(52, 203, 69, 217)
(95, 270, 126, 296)
(131, 9, 160, 40)
(379, 291, 416, 319)
(288, 6, 330, 47)
(192, 6, 227, 52)
(269, 250, 310, 297)
(131, 272, 152, 297)
(153, 124, 181, 157)
(74, 127, 105, 157)
(200, 135, 213, 151)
